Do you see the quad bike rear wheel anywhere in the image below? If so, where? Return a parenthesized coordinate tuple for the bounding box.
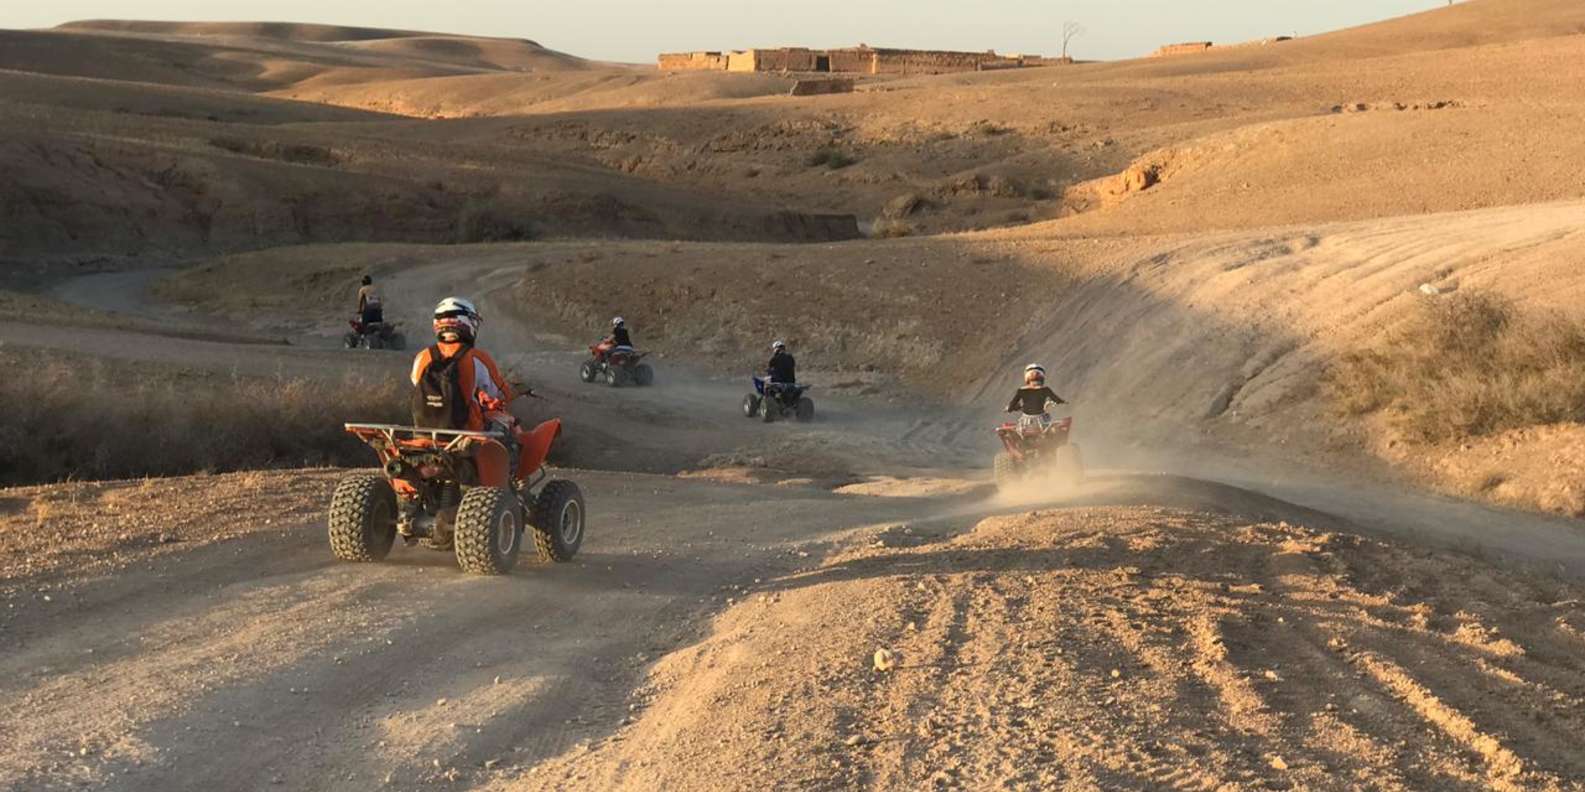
(579, 360, 598, 383)
(531, 480, 585, 562)
(454, 486, 523, 575)
(992, 452, 1021, 491)
(795, 397, 815, 423)
(742, 394, 761, 418)
(328, 473, 397, 562)
(634, 364, 655, 387)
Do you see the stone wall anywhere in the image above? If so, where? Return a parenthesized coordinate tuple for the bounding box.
(661, 46, 1066, 74)
(1152, 42, 1214, 57)
(1151, 37, 1291, 58)
(727, 48, 820, 72)
(870, 48, 998, 74)
(789, 78, 855, 96)
(827, 48, 876, 74)
(658, 51, 728, 70)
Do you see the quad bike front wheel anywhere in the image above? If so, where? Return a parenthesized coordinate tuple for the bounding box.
(605, 367, 622, 388)
(531, 480, 585, 562)
(343, 333, 360, 350)
(634, 364, 655, 387)
(760, 396, 776, 423)
(454, 486, 524, 575)
(579, 361, 598, 383)
(327, 473, 397, 562)
(992, 452, 1022, 491)
(742, 394, 761, 418)
(385, 332, 406, 351)
(367, 334, 384, 351)
(795, 397, 815, 423)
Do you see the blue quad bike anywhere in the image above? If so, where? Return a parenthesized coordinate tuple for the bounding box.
(741, 377, 814, 423)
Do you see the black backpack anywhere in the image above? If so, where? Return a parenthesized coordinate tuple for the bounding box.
(412, 345, 472, 429)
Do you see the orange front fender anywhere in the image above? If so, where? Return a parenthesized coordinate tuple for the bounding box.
(517, 419, 562, 479)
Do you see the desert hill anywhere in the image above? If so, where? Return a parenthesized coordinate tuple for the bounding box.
(7, 4, 1585, 789)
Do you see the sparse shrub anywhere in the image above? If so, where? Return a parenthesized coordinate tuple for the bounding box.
(1328, 290, 1585, 442)
(986, 175, 1025, 198)
(871, 218, 913, 238)
(973, 121, 1013, 136)
(883, 193, 932, 218)
(455, 198, 536, 243)
(0, 348, 408, 485)
(208, 137, 339, 166)
(806, 147, 858, 170)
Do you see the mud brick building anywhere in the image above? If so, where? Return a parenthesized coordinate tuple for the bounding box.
(659, 45, 1060, 74)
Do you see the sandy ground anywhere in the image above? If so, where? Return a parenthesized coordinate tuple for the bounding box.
(9, 3, 1585, 789)
(7, 260, 1585, 791)
(6, 469, 1585, 791)
(0, 467, 974, 791)
(511, 480, 1585, 791)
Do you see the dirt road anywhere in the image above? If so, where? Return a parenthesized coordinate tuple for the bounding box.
(0, 468, 986, 790)
(6, 263, 1585, 791)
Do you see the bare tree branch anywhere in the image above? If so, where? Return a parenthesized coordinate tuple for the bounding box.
(1061, 21, 1085, 59)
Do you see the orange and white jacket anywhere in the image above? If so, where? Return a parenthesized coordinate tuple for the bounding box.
(409, 343, 514, 431)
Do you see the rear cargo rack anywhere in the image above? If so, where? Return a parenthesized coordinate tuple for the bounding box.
(344, 423, 505, 453)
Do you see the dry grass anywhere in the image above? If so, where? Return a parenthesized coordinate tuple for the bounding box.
(805, 147, 858, 170)
(454, 197, 537, 243)
(1329, 290, 1585, 441)
(870, 218, 914, 238)
(208, 136, 341, 167)
(0, 348, 407, 485)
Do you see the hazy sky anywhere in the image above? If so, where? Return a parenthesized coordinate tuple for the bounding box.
(5, 1, 1450, 63)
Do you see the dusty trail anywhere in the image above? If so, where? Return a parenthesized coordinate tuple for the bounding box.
(7, 232, 1585, 790)
(0, 469, 983, 791)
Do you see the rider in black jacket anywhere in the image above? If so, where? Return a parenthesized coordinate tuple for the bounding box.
(1007, 364, 1064, 421)
(608, 316, 633, 348)
(767, 340, 796, 384)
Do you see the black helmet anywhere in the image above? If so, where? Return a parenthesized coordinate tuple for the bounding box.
(361, 275, 373, 286)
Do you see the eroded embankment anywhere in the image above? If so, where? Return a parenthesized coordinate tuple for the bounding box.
(507, 479, 1585, 791)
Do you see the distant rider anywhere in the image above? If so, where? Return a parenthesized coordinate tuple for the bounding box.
(1006, 364, 1065, 431)
(595, 316, 634, 361)
(767, 340, 796, 384)
(609, 317, 633, 350)
(409, 297, 524, 486)
(766, 340, 797, 404)
(356, 275, 383, 327)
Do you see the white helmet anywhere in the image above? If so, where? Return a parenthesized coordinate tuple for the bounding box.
(771, 340, 787, 351)
(1024, 364, 1046, 384)
(433, 297, 481, 343)
(612, 316, 625, 327)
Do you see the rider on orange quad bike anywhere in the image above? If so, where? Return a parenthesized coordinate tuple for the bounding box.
(591, 316, 634, 361)
(410, 296, 533, 486)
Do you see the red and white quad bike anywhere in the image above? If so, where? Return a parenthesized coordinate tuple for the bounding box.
(343, 317, 406, 350)
(329, 418, 584, 575)
(993, 412, 1084, 491)
(580, 341, 654, 387)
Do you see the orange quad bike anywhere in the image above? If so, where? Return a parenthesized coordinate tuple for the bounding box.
(328, 417, 584, 575)
(580, 341, 654, 387)
(992, 414, 1084, 491)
